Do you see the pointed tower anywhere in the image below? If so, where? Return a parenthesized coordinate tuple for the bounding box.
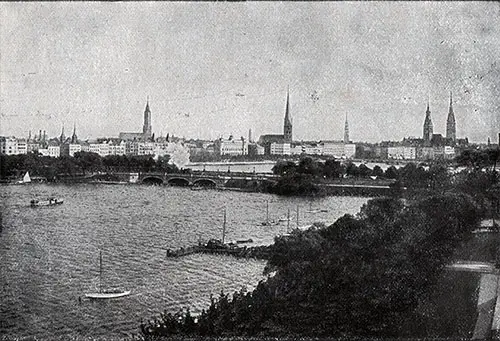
(283, 89, 292, 142)
(60, 124, 66, 144)
(344, 113, 350, 144)
(423, 100, 433, 142)
(143, 97, 152, 140)
(446, 91, 456, 143)
(71, 123, 78, 143)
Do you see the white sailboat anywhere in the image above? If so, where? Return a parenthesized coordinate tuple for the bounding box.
(15, 171, 31, 184)
(85, 251, 130, 299)
(23, 172, 31, 183)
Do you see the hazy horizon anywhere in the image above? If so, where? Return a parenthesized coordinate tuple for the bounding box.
(1, 2, 499, 143)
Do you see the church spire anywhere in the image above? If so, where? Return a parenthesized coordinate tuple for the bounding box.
(423, 99, 433, 142)
(446, 91, 456, 143)
(283, 87, 292, 142)
(344, 113, 350, 143)
(60, 124, 66, 144)
(143, 97, 152, 140)
(71, 123, 78, 143)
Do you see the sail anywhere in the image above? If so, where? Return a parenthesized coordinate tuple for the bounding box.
(23, 172, 31, 183)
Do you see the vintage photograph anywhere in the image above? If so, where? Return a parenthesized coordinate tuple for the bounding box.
(1, 2, 499, 340)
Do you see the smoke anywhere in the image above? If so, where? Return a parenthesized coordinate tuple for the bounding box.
(168, 143, 191, 169)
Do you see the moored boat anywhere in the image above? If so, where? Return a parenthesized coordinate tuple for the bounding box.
(30, 198, 64, 207)
(85, 290, 131, 299)
(85, 251, 130, 300)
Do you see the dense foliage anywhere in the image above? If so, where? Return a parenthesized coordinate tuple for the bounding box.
(0, 152, 178, 180)
(141, 192, 483, 338)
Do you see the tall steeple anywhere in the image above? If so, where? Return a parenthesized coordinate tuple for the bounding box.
(446, 91, 456, 143)
(423, 99, 433, 142)
(344, 113, 350, 143)
(143, 97, 152, 140)
(283, 88, 292, 142)
(60, 124, 66, 144)
(71, 123, 78, 143)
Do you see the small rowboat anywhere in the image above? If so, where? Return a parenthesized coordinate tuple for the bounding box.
(30, 198, 64, 207)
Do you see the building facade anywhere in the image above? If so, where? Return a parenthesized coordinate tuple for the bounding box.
(214, 136, 248, 156)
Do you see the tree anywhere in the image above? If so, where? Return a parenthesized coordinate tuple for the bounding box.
(358, 164, 372, 177)
(385, 166, 399, 179)
(272, 160, 297, 176)
(74, 151, 103, 175)
(323, 159, 343, 178)
(297, 157, 321, 176)
(345, 162, 359, 177)
(372, 165, 384, 177)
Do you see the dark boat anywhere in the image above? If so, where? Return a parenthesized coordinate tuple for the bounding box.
(30, 198, 64, 207)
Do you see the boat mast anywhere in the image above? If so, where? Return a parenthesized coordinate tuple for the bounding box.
(222, 208, 226, 244)
(266, 201, 269, 224)
(296, 205, 299, 227)
(287, 208, 290, 233)
(99, 251, 102, 293)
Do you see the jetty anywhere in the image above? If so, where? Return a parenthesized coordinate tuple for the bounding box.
(166, 240, 270, 260)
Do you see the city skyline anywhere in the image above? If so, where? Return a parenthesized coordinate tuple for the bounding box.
(1, 2, 499, 143)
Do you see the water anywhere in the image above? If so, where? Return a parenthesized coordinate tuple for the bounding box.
(187, 161, 277, 174)
(0, 184, 368, 339)
(187, 160, 405, 174)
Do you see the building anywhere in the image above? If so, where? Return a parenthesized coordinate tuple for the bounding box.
(48, 143, 61, 157)
(403, 146, 416, 160)
(321, 141, 356, 159)
(109, 140, 126, 156)
(258, 90, 294, 154)
(214, 136, 248, 156)
(60, 143, 82, 157)
(387, 146, 402, 159)
(423, 101, 433, 142)
(344, 144, 356, 158)
(119, 99, 153, 141)
(258, 135, 286, 155)
(417, 146, 434, 160)
(446, 92, 456, 143)
(0, 136, 18, 155)
(17, 138, 27, 155)
(247, 143, 265, 156)
(270, 142, 291, 155)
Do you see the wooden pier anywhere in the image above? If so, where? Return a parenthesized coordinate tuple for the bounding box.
(166, 242, 270, 260)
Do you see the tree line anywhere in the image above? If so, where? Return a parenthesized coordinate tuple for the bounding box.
(269, 147, 499, 196)
(0, 152, 179, 180)
(140, 147, 500, 338)
(141, 192, 484, 338)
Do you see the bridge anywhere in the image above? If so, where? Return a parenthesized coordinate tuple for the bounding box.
(135, 171, 279, 187)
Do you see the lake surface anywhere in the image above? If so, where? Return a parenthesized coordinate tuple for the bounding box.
(0, 184, 368, 339)
(187, 160, 405, 174)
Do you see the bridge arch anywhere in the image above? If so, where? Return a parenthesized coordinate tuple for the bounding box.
(167, 177, 190, 187)
(192, 178, 217, 188)
(142, 176, 164, 185)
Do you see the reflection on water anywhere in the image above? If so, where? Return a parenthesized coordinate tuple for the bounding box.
(0, 184, 368, 338)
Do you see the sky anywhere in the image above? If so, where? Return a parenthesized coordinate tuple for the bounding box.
(1, 2, 499, 143)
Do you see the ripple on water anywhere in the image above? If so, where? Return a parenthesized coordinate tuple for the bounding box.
(0, 184, 368, 338)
